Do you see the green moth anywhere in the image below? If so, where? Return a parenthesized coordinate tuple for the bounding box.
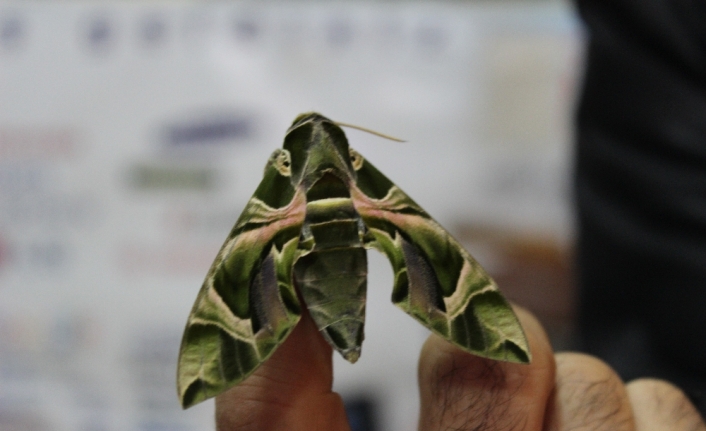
(177, 112, 530, 409)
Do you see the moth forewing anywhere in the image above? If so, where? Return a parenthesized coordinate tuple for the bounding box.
(347, 148, 531, 363)
(176, 148, 305, 409)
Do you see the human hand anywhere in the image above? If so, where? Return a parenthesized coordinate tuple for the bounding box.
(215, 306, 706, 431)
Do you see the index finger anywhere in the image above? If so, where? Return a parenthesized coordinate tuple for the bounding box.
(215, 311, 350, 431)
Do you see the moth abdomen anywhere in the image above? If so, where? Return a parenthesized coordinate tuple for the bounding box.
(295, 170, 368, 362)
(294, 247, 367, 363)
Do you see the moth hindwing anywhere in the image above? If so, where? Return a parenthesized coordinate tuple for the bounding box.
(177, 112, 530, 409)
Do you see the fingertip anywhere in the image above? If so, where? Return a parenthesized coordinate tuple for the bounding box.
(215, 312, 350, 431)
(417, 305, 556, 431)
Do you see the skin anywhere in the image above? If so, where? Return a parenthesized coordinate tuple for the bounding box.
(215, 306, 706, 431)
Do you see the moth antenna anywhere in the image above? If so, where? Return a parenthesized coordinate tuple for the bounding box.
(334, 121, 406, 142)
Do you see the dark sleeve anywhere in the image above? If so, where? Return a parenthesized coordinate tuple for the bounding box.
(573, 0, 706, 411)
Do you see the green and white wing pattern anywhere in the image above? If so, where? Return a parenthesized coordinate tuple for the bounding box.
(350, 153, 531, 364)
(177, 150, 305, 409)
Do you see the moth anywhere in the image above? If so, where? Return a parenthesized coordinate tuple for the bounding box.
(177, 112, 530, 408)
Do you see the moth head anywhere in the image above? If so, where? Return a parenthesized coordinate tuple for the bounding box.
(284, 114, 354, 185)
(290, 112, 327, 128)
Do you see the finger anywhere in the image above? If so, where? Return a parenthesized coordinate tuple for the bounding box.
(418, 306, 556, 431)
(215, 311, 350, 431)
(627, 378, 706, 431)
(545, 353, 633, 431)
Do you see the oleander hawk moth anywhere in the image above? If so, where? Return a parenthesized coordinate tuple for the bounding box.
(177, 112, 530, 409)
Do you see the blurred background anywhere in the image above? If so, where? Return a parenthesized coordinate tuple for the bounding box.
(0, 1, 582, 430)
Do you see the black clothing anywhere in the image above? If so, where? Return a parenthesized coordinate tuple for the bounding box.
(574, 0, 706, 415)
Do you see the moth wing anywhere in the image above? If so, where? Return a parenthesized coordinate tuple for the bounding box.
(351, 156, 530, 363)
(177, 159, 305, 409)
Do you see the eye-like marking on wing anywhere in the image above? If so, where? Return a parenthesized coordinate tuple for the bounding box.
(177, 150, 306, 409)
(349, 152, 531, 364)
